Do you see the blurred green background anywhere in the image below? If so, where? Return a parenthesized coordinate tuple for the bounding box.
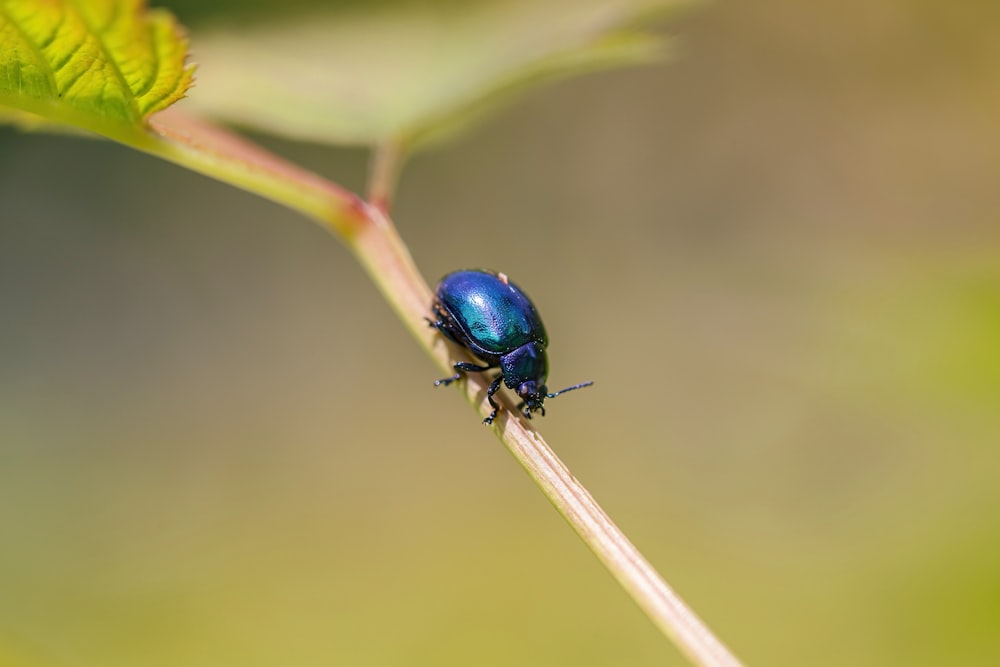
(2, 1, 999, 665)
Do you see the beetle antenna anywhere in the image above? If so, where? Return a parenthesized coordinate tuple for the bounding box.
(547, 381, 594, 399)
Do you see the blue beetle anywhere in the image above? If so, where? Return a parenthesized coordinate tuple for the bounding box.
(429, 269, 593, 425)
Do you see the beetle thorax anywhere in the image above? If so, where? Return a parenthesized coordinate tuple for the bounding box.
(500, 341, 548, 391)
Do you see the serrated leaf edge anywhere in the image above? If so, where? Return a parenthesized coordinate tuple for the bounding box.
(0, 0, 194, 133)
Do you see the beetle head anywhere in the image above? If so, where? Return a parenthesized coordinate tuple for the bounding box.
(517, 381, 548, 418)
(519, 379, 596, 419)
(502, 342, 593, 419)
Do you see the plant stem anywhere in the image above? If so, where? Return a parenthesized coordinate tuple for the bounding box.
(140, 109, 745, 667)
(367, 140, 404, 214)
(146, 109, 367, 237)
(354, 207, 745, 667)
(495, 420, 742, 667)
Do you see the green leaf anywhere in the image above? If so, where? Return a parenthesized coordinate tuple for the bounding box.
(0, 1, 363, 238)
(0, 0, 194, 139)
(186, 0, 693, 150)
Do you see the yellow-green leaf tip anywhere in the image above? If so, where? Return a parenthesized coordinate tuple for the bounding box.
(0, 0, 194, 136)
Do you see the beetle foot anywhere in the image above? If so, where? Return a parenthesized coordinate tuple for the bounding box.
(483, 409, 498, 425)
(434, 373, 461, 387)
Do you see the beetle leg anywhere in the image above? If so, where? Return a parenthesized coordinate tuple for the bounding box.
(434, 361, 492, 387)
(434, 372, 462, 387)
(454, 362, 492, 373)
(429, 319, 462, 345)
(483, 374, 504, 425)
(428, 304, 467, 346)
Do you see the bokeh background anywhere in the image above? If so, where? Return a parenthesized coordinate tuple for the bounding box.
(2, 1, 999, 665)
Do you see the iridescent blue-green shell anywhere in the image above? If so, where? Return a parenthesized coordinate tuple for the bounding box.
(435, 270, 548, 356)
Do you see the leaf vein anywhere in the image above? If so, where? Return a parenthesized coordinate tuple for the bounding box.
(64, 0, 139, 121)
(97, 0, 122, 35)
(50, 34, 86, 74)
(36, 7, 67, 50)
(55, 51, 93, 98)
(132, 21, 159, 99)
(0, 4, 59, 96)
